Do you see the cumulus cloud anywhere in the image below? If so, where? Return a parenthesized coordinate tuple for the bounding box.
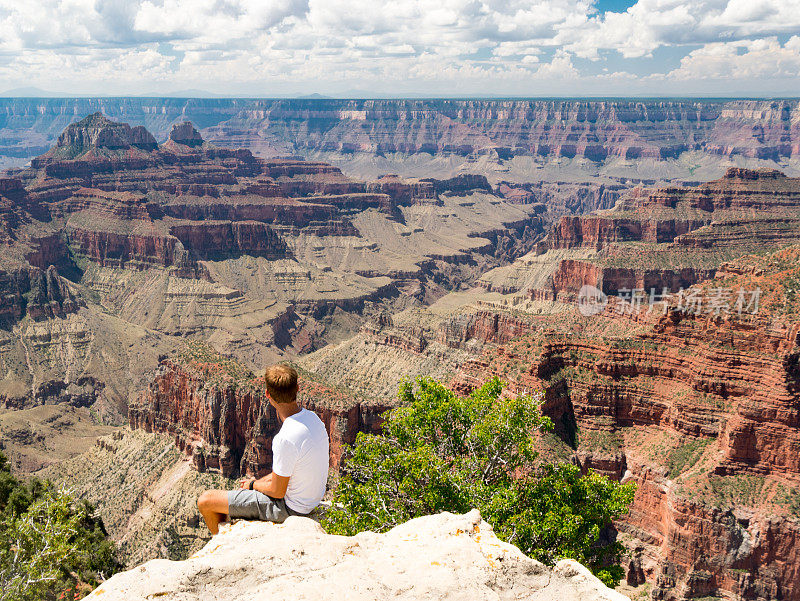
(560, 0, 800, 59)
(665, 36, 800, 80)
(0, 0, 798, 95)
(135, 0, 308, 45)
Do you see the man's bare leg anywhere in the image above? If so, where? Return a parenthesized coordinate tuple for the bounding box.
(197, 490, 230, 535)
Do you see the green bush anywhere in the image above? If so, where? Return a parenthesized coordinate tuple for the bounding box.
(0, 452, 120, 601)
(323, 376, 636, 587)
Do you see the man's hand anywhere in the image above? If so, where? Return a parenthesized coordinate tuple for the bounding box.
(238, 477, 255, 490)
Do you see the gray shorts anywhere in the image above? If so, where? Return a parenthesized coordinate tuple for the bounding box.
(227, 489, 306, 524)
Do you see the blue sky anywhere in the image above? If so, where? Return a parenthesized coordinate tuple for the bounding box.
(595, 0, 638, 12)
(0, 0, 798, 97)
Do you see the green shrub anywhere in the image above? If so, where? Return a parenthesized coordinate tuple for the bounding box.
(0, 452, 120, 601)
(323, 376, 636, 587)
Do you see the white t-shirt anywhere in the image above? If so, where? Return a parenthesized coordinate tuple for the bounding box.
(271, 408, 329, 514)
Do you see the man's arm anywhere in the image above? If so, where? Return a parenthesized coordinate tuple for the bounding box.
(245, 473, 290, 498)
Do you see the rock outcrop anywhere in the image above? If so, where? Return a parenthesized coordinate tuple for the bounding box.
(167, 121, 204, 147)
(0, 265, 83, 324)
(50, 112, 158, 158)
(86, 510, 629, 601)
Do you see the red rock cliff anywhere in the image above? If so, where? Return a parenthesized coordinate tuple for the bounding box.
(129, 349, 392, 477)
(537, 169, 800, 297)
(445, 276, 800, 600)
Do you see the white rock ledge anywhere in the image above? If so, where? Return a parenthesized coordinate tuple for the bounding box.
(87, 509, 630, 600)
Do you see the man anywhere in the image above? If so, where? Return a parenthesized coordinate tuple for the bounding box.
(197, 364, 329, 535)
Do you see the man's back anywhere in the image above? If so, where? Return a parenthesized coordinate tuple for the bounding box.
(271, 408, 329, 514)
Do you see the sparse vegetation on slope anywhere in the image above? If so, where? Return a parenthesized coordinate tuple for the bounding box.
(39, 429, 235, 568)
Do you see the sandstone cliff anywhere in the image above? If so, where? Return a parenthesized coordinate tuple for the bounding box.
(86, 510, 629, 601)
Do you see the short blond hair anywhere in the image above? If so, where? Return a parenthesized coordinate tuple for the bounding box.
(264, 364, 298, 404)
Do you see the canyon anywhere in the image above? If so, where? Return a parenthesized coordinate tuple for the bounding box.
(2, 108, 800, 601)
(115, 245, 800, 600)
(302, 237, 800, 600)
(0, 111, 545, 467)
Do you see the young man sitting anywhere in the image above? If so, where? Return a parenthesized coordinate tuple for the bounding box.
(197, 364, 329, 535)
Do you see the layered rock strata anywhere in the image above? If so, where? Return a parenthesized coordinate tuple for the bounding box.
(533, 168, 800, 298)
(0, 113, 542, 431)
(299, 244, 800, 601)
(441, 283, 800, 598)
(3, 98, 799, 166)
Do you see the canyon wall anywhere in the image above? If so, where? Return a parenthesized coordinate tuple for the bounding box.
(441, 294, 800, 597)
(3, 99, 800, 170)
(536, 168, 800, 298)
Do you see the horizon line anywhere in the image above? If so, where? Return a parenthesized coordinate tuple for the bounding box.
(1, 95, 799, 101)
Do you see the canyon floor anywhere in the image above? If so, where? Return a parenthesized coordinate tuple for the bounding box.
(1, 105, 800, 601)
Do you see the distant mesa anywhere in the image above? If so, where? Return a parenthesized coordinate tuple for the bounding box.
(168, 121, 204, 147)
(34, 113, 209, 166)
(53, 112, 158, 157)
(723, 166, 785, 180)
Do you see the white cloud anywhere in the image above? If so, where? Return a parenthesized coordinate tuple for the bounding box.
(665, 36, 800, 80)
(560, 0, 800, 59)
(0, 0, 798, 95)
(134, 0, 308, 43)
